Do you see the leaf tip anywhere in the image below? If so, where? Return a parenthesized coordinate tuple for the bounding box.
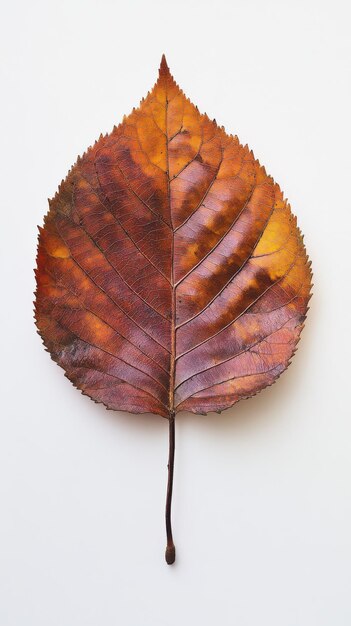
(159, 53, 171, 78)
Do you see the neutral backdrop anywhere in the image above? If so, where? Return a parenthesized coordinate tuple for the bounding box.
(1, 0, 350, 624)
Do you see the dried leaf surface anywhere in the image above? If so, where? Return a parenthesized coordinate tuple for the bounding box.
(35, 57, 312, 418)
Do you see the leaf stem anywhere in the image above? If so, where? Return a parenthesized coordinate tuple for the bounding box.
(165, 412, 176, 564)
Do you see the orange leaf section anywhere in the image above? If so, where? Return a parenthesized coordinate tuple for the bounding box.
(35, 56, 312, 418)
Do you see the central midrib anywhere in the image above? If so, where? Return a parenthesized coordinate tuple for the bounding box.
(165, 89, 176, 417)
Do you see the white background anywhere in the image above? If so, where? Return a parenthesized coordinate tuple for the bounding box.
(1, 0, 350, 624)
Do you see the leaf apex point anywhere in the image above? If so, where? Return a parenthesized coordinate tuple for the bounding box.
(159, 53, 170, 76)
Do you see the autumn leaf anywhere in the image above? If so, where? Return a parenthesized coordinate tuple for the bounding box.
(35, 55, 312, 564)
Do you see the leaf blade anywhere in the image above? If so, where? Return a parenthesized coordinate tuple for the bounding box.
(35, 57, 312, 417)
